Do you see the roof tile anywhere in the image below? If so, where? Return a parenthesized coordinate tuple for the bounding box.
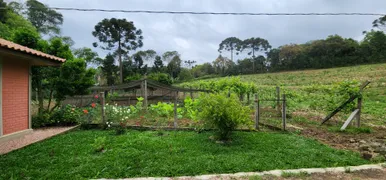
(0, 38, 66, 63)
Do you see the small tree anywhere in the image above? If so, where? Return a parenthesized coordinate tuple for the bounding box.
(153, 55, 164, 72)
(102, 54, 118, 86)
(199, 93, 251, 141)
(167, 55, 182, 79)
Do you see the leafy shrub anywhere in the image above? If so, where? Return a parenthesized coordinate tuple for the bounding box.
(105, 104, 132, 123)
(198, 93, 252, 141)
(148, 72, 173, 85)
(114, 122, 127, 135)
(149, 102, 174, 118)
(307, 81, 362, 112)
(125, 73, 142, 82)
(32, 112, 52, 128)
(51, 104, 82, 125)
(182, 96, 201, 121)
(92, 137, 106, 152)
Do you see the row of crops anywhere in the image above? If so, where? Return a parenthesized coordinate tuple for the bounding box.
(179, 76, 365, 115)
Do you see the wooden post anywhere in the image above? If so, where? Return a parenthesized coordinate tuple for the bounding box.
(356, 97, 362, 128)
(255, 94, 260, 130)
(276, 86, 280, 112)
(282, 94, 286, 131)
(144, 79, 148, 109)
(100, 92, 105, 124)
(174, 91, 178, 128)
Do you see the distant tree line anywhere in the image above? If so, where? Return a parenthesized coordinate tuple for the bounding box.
(190, 15, 386, 78)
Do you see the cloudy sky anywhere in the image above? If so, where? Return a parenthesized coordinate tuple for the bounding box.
(19, 0, 386, 63)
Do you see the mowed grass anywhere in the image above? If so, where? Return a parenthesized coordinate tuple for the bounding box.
(0, 130, 368, 179)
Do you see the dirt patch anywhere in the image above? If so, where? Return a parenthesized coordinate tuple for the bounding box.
(177, 167, 386, 180)
(260, 168, 386, 180)
(286, 111, 386, 161)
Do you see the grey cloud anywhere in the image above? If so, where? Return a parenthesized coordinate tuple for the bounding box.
(33, 0, 386, 63)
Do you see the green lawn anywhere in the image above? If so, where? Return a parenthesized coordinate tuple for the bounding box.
(0, 129, 368, 179)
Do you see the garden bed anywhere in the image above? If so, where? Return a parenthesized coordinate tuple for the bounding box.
(0, 129, 369, 179)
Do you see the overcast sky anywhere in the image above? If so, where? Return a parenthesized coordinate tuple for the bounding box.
(18, 0, 386, 63)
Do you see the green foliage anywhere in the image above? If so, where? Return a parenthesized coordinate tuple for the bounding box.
(0, 10, 37, 41)
(55, 59, 96, 102)
(102, 54, 119, 85)
(0, 130, 368, 179)
(0, 0, 8, 23)
(182, 97, 201, 121)
(218, 37, 243, 61)
(92, 136, 106, 152)
(281, 171, 309, 178)
(73, 47, 101, 65)
(147, 72, 172, 85)
(177, 68, 194, 82)
(125, 73, 142, 82)
(105, 104, 132, 124)
(26, 0, 63, 35)
(167, 55, 182, 79)
(50, 105, 82, 125)
(32, 112, 52, 128)
(32, 104, 84, 128)
(149, 102, 174, 119)
(180, 76, 258, 99)
(93, 18, 143, 83)
(199, 93, 252, 140)
(152, 55, 164, 72)
(306, 80, 361, 112)
(241, 37, 271, 57)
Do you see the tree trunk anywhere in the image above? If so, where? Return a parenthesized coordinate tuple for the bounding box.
(231, 48, 233, 62)
(37, 81, 44, 115)
(252, 49, 255, 73)
(118, 41, 123, 84)
(47, 89, 54, 111)
(49, 103, 60, 113)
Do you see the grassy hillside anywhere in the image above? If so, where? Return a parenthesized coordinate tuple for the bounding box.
(185, 63, 386, 125)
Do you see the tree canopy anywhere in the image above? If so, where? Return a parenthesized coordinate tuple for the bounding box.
(92, 18, 143, 83)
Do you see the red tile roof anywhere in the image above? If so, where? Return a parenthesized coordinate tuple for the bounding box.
(0, 38, 66, 63)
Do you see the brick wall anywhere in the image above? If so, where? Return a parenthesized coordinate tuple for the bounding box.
(2, 59, 29, 135)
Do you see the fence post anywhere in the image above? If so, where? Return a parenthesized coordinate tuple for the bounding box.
(174, 91, 178, 128)
(276, 86, 280, 112)
(100, 92, 105, 125)
(255, 94, 260, 130)
(356, 97, 362, 128)
(144, 79, 148, 110)
(282, 94, 286, 131)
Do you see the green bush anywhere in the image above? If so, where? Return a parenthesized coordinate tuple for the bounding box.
(32, 104, 86, 128)
(51, 104, 82, 125)
(198, 93, 252, 141)
(148, 72, 173, 85)
(32, 112, 52, 128)
(92, 136, 106, 152)
(125, 73, 142, 82)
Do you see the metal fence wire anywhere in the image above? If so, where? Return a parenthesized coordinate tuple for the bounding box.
(254, 92, 287, 131)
